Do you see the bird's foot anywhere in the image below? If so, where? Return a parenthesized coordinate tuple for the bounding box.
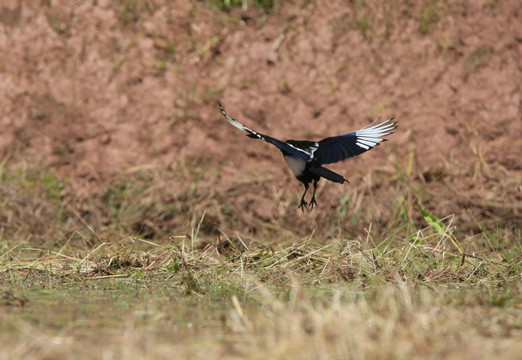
(309, 197, 318, 210)
(298, 199, 308, 212)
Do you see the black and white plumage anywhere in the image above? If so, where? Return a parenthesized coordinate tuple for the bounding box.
(219, 102, 397, 210)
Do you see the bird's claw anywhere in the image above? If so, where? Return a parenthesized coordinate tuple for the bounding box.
(298, 198, 318, 211)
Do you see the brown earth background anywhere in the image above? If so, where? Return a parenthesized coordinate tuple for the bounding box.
(0, 0, 520, 245)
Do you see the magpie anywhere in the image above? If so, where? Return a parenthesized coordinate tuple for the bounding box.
(218, 102, 397, 211)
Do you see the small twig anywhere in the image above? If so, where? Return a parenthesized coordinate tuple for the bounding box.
(351, 243, 381, 270)
(467, 260, 485, 280)
(370, 250, 380, 271)
(464, 252, 509, 268)
(0, 242, 21, 260)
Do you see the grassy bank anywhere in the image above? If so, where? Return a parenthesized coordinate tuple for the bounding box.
(1, 161, 520, 359)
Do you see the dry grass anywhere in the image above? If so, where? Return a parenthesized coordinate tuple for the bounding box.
(1, 244, 520, 359)
(0, 137, 521, 359)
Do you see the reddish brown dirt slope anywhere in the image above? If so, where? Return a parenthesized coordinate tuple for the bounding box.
(0, 0, 520, 240)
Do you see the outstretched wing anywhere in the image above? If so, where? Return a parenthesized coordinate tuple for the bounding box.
(218, 102, 312, 160)
(314, 117, 397, 165)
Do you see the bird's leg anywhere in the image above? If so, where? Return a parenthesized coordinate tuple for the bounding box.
(309, 179, 318, 209)
(298, 183, 309, 211)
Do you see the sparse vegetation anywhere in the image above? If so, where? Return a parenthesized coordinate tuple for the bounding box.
(47, 11, 70, 36)
(208, 0, 276, 13)
(1, 150, 520, 357)
(462, 46, 493, 80)
(357, 13, 372, 35)
(418, 8, 439, 35)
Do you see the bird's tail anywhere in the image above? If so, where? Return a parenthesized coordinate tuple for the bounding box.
(310, 166, 348, 184)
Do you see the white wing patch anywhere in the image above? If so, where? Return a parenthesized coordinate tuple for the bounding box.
(309, 143, 319, 159)
(286, 142, 319, 161)
(355, 118, 396, 150)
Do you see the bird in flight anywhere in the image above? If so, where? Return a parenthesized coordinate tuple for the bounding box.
(218, 102, 397, 211)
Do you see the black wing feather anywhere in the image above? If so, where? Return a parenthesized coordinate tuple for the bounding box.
(219, 102, 313, 160)
(314, 117, 397, 165)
